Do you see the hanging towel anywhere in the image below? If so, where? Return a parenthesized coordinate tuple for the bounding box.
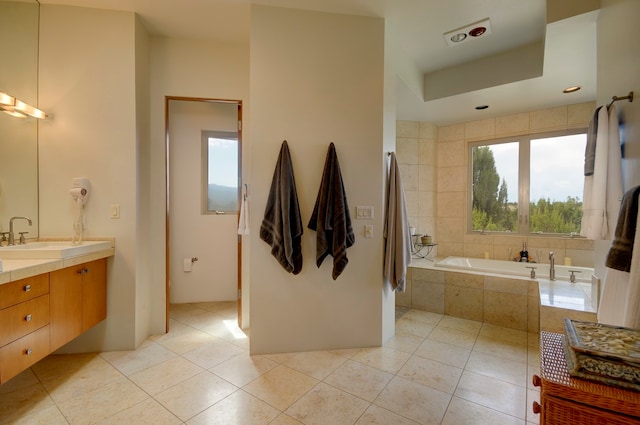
(238, 185, 250, 235)
(605, 104, 624, 240)
(259, 141, 303, 274)
(606, 185, 640, 272)
(581, 106, 609, 239)
(584, 106, 601, 176)
(383, 153, 412, 292)
(308, 142, 355, 280)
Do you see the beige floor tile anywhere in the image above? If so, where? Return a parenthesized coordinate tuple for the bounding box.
(0, 383, 55, 425)
(527, 345, 540, 367)
(2, 405, 68, 425)
(374, 376, 451, 424)
(413, 339, 471, 368)
(182, 338, 246, 369)
(168, 303, 210, 321)
(56, 376, 149, 425)
(428, 327, 477, 349)
(395, 317, 435, 338)
(269, 414, 304, 424)
(95, 399, 181, 425)
(243, 365, 318, 411)
(465, 351, 528, 387)
(198, 318, 250, 343)
(187, 390, 280, 425)
(384, 333, 424, 354)
(473, 335, 528, 364)
(129, 356, 204, 395)
(527, 365, 540, 390)
(327, 348, 361, 359)
(401, 309, 443, 325)
(397, 355, 463, 394)
(279, 350, 348, 380)
(437, 316, 483, 334)
(351, 347, 412, 374)
(209, 353, 278, 387)
(454, 371, 527, 419)
(31, 352, 101, 382)
(100, 340, 177, 376)
(324, 360, 393, 402)
(153, 371, 238, 421)
(151, 326, 218, 354)
(355, 404, 421, 424)
(0, 369, 40, 395)
(480, 323, 529, 346)
(526, 388, 541, 424)
(285, 382, 369, 425)
(442, 397, 525, 425)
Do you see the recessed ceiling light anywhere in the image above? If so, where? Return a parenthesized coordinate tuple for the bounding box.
(475, 105, 489, 110)
(563, 86, 581, 93)
(450, 33, 467, 43)
(469, 27, 487, 37)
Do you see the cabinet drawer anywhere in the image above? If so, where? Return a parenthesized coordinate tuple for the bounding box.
(541, 393, 640, 425)
(0, 274, 49, 309)
(0, 325, 50, 384)
(0, 295, 50, 347)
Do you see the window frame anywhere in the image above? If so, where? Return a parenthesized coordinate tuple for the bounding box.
(467, 128, 587, 236)
(201, 129, 240, 215)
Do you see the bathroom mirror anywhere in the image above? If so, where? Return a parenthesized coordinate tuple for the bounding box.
(0, 0, 40, 238)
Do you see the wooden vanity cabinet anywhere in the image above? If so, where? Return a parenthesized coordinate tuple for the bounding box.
(50, 258, 107, 351)
(0, 274, 51, 384)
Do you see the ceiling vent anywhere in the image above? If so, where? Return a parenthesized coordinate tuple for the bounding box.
(444, 18, 492, 47)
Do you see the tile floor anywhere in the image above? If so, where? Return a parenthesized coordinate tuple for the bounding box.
(0, 302, 541, 424)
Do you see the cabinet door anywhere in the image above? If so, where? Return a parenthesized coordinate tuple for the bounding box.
(50, 266, 83, 351)
(82, 258, 107, 332)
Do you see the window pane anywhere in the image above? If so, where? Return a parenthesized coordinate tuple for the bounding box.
(471, 142, 519, 232)
(529, 134, 586, 234)
(207, 136, 238, 212)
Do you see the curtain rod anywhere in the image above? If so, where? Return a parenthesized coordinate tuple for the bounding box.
(607, 91, 634, 108)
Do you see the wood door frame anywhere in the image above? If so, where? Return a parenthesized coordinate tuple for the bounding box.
(165, 96, 243, 332)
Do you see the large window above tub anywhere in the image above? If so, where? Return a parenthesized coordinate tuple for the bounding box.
(469, 130, 587, 235)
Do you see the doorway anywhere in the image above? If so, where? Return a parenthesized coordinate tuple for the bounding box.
(165, 97, 242, 332)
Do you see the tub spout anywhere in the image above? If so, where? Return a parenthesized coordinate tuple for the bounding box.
(549, 251, 555, 281)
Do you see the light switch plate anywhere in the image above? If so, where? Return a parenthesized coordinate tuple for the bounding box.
(356, 206, 374, 219)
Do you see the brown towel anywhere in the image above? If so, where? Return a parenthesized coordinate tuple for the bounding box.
(260, 140, 303, 274)
(606, 185, 640, 272)
(584, 106, 601, 176)
(308, 143, 355, 280)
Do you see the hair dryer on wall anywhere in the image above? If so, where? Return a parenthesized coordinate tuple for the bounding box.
(70, 178, 91, 245)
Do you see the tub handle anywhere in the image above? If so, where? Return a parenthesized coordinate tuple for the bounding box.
(525, 266, 537, 279)
(568, 270, 581, 283)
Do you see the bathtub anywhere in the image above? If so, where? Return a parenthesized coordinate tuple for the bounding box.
(433, 256, 594, 283)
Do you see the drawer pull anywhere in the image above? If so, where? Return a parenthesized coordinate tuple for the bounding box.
(532, 401, 541, 414)
(77, 268, 89, 275)
(532, 374, 541, 387)
(24, 284, 31, 292)
(25, 314, 32, 322)
(25, 347, 33, 356)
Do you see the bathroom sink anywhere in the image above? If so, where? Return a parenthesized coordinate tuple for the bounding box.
(0, 240, 112, 259)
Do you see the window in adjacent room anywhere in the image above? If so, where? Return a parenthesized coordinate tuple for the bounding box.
(470, 130, 587, 235)
(202, 130, 239, 214)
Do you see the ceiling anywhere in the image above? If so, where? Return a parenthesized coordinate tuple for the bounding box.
(37, 0, 598, 126)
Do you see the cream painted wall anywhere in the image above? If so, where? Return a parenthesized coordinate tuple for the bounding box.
(149, 37, 250, 329)
(249, 6, 392, 354)
(38, 5, 138, 350)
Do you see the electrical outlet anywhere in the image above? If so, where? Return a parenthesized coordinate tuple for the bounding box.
(364, 224, 373, 238)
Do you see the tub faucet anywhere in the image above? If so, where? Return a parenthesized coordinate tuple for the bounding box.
(549, 251, 555, 281)
(9, 216, 32, 245)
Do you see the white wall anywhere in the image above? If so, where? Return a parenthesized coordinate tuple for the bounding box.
(249, 6, 392, 354)
(38, 5, 139, 350)
(149, 36, 250, 329)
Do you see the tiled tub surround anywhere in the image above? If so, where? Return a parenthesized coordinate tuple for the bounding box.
(397, 258, 596, 334)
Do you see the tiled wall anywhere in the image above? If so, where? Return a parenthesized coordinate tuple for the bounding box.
(397, 101, 597, 267)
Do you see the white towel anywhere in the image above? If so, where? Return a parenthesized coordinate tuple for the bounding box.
(581, 106, 609, 239)
(383, 152, 412, 292)
(238, 185, 250, 235)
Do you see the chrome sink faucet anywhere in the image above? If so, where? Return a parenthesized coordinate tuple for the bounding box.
(549, 251, 555, 281)
(9, 216, 32, 245)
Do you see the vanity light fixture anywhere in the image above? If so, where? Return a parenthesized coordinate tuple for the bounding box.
(0, 91, 46, 119)
(563, 86, 581, 94)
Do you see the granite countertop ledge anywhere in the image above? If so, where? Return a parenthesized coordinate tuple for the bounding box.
(0, 238, 115, 285)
